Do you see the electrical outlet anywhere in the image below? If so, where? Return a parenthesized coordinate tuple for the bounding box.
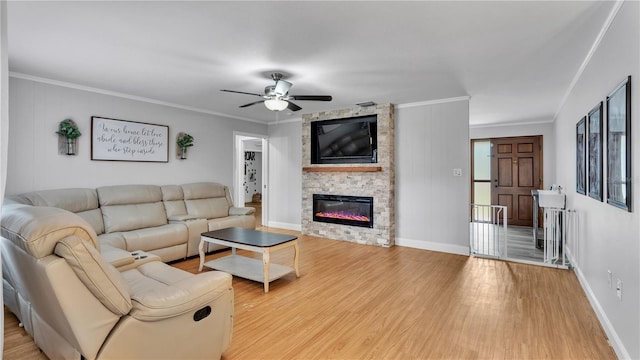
(607, 270, 612, 288)
(453, 168, 462, 177)
(616, 279, 623, 300)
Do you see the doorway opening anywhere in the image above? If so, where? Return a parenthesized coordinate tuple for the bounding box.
(469, 136, 570, 268)
(234, 132, 268, 228)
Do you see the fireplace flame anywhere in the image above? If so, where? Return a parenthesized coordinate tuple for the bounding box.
(315, 211, 370, 222)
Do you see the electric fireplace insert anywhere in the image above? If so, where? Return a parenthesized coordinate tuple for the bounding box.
(313, 194, 374, 228)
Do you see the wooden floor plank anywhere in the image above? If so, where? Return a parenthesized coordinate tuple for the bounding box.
(4, 228, 616, 360)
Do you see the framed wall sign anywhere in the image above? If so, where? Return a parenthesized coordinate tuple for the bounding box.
(576, 117, 586, 195)
(587, 102, 603, 201)
(91, 116, 169, 162)
(606, 76, 632, 212)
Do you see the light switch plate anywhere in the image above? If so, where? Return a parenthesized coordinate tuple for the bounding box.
(453, 168, 462, 177)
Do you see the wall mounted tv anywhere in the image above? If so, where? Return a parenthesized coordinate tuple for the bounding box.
(311, 115, 377, 164)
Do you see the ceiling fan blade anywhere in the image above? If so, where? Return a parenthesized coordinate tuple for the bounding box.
(289, 95, 332, 101)
(274, 80, 292, 96)
(239, 100, 265, 108)
(287, 101, 302, 112)
(221, 89, 263, 97)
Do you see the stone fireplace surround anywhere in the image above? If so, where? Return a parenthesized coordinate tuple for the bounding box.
(302, 104, 395, 247)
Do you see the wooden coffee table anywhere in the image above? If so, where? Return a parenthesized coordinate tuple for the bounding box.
(199, 227, 300, 293)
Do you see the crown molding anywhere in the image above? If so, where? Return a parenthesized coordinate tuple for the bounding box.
(9, 72, 267, 125)
(553, 0, 624, 120)
(267, 117, 302, 125)
(396, 95, 470, 109)
(469, 118, 555, 129)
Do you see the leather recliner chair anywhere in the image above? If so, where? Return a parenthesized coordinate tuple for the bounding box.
(1, 204, 234, 359)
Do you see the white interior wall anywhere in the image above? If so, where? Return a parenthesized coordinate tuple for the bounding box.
(7, 77, 267, 195)
(267, 120, 302, 230)
(470, 121, 556, 189)
(394, 99, 470, 254)
(554, 2, 639, 358)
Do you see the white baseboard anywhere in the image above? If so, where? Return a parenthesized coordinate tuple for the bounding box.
(569, 256, 630, 360)
(266, 221, 302, 232)
(395, 237, 470, 256)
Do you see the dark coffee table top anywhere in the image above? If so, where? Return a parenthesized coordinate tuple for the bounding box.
(202, 227, 297, 247)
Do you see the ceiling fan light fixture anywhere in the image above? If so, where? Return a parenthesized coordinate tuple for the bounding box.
(264, 98, 289, 111)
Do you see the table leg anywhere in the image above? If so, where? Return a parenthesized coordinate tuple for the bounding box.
(293, 241, 300, 277)
(198, 239, 205, 272)
(263, 250, 270, 293)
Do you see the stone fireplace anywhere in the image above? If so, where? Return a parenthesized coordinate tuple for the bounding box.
(302, 104, 395, 247)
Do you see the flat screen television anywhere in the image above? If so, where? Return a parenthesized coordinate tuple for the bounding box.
(311, 115, 377, 164)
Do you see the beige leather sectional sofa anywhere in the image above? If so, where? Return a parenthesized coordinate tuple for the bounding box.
(1, 181, 248, 359)
(7, 182, 256, 262)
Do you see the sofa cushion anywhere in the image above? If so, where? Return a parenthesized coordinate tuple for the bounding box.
(10, 188, 106, 235)
(164, 200, 187, 218)
(229, 206, 255, 216)
(161, 185, 184, 201)
(181, 182, 227, 200)
(207, 216, 254, 231)
(122, 262, 232, 321)
(120, 224, 187, 253)
(162, 185, 187, 218)
(101, 202, 168, 233)
(12, 188, 99, 213)
(54, 235, 132, 316)
(1, 205, 99, 258)
(97, 185, 162, 206)
(184, 198, 229, 219)
(77, 208, 106, 235)
(98, 232, 127, 250)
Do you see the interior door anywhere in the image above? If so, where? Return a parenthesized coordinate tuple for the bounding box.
(491, 136, 541, 227)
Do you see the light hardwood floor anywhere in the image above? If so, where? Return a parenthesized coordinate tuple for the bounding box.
(4, 227, 616, 359)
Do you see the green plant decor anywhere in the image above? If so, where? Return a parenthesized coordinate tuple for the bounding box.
(56, 119, 81, 139)
(177, 133, 194, 148)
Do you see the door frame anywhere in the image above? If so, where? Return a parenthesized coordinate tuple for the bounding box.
(233, 131, 269, 227)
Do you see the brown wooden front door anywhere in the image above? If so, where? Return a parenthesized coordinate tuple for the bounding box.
(491, 136, 542, 227)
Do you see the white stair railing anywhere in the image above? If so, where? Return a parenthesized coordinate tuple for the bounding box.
(470, 204, 508, 258)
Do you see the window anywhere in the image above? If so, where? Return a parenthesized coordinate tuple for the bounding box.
(472, 140, 491, 205)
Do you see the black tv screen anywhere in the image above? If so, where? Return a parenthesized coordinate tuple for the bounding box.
(311, 115, 377, 164)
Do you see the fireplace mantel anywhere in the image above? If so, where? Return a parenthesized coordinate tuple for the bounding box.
(302, 166, 382, 172)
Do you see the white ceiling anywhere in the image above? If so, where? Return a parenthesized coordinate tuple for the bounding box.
(7, 1, 615, 126)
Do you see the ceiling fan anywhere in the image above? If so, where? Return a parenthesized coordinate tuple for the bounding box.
(221, 72, 332, 112)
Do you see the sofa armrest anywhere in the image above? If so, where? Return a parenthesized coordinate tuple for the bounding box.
(229, 206, 255, 216)
(168, 214, 206, 221)
(122, 262, 233, 321)
(100, 244, 136, 268)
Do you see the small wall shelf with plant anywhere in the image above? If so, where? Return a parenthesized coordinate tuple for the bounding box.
(56, 119, 81, 155)
(176, 132, 194, 159)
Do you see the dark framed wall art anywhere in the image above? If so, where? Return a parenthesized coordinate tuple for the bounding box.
(587, 102, 603, 201)
(576, 117, 586, 195)
(606, 76, 632, 212)
(91, 116, 169, 162)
